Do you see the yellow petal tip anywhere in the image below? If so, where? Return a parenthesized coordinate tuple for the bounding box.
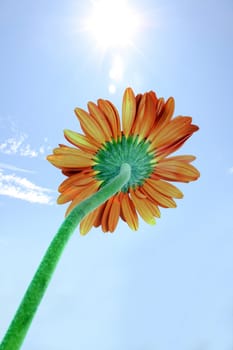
(80, 230, 89, 236)
(148, 219, 156, 226)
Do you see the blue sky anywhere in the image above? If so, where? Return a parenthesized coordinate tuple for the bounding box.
(0, 0, 233, 349)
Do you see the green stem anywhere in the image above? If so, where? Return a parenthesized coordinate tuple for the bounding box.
(0, 163, 131, 350)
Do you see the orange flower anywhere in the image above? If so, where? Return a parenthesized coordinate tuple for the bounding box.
(47, 88, 200, 234)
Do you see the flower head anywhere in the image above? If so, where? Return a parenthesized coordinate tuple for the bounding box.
(47, 88, 200, 234)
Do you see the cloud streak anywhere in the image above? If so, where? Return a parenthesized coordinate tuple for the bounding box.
(0, 170, 54, 204)
(0, 162, 35, 174)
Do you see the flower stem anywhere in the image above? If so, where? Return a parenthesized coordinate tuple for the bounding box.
(0, 163, 131, 350)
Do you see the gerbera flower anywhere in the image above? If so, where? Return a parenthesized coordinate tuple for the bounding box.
(47, 87, 200, 234)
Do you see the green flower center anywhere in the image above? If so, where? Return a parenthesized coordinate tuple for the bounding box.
(93, 135, 155, 192)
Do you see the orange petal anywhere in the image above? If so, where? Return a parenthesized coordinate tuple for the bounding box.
(155, 159, 200, 182)
(74, 107, 106, 144)
(119, 192, 126, 222)
(87, 102, 113, 141)
(122, 87, 136, 137)
(150, 116, 195, 149)
(153, 135, 189, 160)
(121, 193, 139, 230)
(147, 200, 161, 218)
(146, 179, 183, 199)
(156, 98, 165, 117)
(151, 116, 192, 144)
(133, 92, 157, 140)
(163, 155, 196, 163)
(101, 197, 114, 233)
(98, 99, 120, 140)
(65, 181, 100, 216)
(57, 185, 85, 204)
(62, 168, 86, 177)
(135, 93, 142, 108)
(136, 187, 161, 217)
(58, 171, 96, 193)
(108, 194, 121, 232)
(64, 129, 98, 153)
(93, 202, 106, 228)
(107, 101, 121, 138)
(131, 93, 145, 134)
(134, 188, 147, 199)
(47, 154, 93, 169)
(80, 207, 101, 235)
(142, 182, 177, 208)
(147, 98, 174, 144)
(155, 97, 175, 128)
(58, 178, 99, 204)
(52, 146, 93, 158)
(130, 189, 156, 225)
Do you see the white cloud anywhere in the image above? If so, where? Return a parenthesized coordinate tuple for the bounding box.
(0, 170, 54, 204)
(0, 134, 39, 158)
(229, 167, 233, 174)
(0, 117, 51, 158)
(20, 143, 38, 157)
(0, 135, 24, 154)
(0, 162, 35, 174)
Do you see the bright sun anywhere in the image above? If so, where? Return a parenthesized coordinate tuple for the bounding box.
(85, 0, 141, 48)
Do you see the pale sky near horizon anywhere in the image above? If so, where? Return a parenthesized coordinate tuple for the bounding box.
(0, 0, 233, 349)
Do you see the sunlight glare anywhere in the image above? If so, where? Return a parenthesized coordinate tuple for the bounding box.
(108, 84, 116, 94)
(109, 55, 124, 81)
(86, 0, 141, 48)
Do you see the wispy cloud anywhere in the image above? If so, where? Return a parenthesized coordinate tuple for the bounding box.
(0, 134, 40, 158)
(0, 162, 35, 174)
(0, 170, 54, 204)
(229, 166, 233, 174)
(0, 117, 51, 158)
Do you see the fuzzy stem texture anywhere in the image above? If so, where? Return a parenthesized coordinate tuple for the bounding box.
(0, 163, 131, 350)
